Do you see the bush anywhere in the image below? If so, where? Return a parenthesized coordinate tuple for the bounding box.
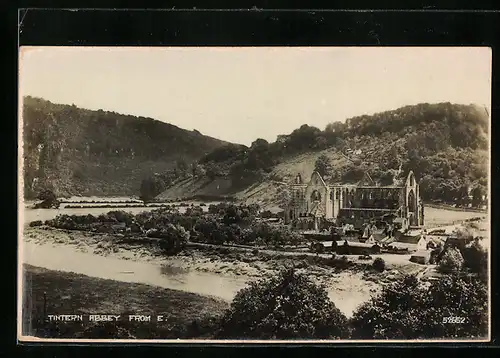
(437, 247, 465, 273)
(100, 210, 135, 225)
(217, 269, 349, 339)
(350, 274, 488, 339)
(34, 189, 60, 209)
(320, 255, 352, 270)
(29, 220, 43, 227)
(156, 224, 189, 254)
(421, 273, 488, 338)
(372, 257, 386, 272)
(429, 246, 444, 264)
(45, 215, 77, 230)
(460, 239, 488, 282)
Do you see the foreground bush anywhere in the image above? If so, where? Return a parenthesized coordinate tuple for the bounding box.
(437, 247, 465, 273)
(217, 269, 349, 339)
(350, 274, 488, 339)
(372, 257, 386, 272)
(461, 239, 488, 282)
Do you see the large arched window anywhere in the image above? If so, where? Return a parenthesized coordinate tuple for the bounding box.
(408, 190, 416, 213)
(311, 190, 321, 201)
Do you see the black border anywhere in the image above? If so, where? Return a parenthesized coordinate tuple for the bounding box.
(7, 5, 500, 355)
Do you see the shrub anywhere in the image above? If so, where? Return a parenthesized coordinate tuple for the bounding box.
(45, 215, 77, 230)
(217, 269, 349, 339)
(157, 224, 189, 254)
(372, 257, 386, 272)
(29, 220, 43, 227)
(461, 239, 488, 282)
(350, 273, 488, 339)
(429, 246, 443, 264)
(437, 247, 465, 273)
(34, 189, 60, 209)
(421, 273, 488, 338)
(295, 260, 309, 269)
(322, 255, 352, 270)
(96, 210, 135, 225)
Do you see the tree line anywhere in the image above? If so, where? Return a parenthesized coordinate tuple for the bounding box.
(184, 102, 488, 206)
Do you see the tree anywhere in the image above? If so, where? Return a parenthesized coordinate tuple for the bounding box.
(471, 185, 486, 208)
(193, 216, 226, 245)
(372, 258, 386, 272)
(157, 224, 189, 254)
(420, 273, 488, 338)
(34, 189, 60, 209)
(341, 164, 365, 183)
(461, 238, 488, 283)
(139, 177, 165, 203)
(176, 158, 189, 175)
(217, 269, 349, 339)
(191, 163, 206, 177)
(277, 186, 291, 210)
(437, 247, 465, 274)
(204, 162, 224, 180)
(314, 154, 332, 178)
(350, 274, 488, 339)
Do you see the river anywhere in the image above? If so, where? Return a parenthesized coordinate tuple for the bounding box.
(22, 241, 249, 302)
(21, 239, 372, 317)
(19, 199, 401, 316)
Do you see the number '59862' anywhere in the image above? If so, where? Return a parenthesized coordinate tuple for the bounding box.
(442, 316, 466, 324)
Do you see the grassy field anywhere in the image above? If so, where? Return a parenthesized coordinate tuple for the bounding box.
(21, 264, 228, 339)
(423, 206, 486, 228)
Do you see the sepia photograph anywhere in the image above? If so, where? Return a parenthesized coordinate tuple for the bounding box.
(18, 47, 491, 343)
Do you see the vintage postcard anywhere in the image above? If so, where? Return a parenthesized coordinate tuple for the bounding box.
(18, 47, 491, 343)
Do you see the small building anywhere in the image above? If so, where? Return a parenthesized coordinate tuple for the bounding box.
(416, 236, 428, 251)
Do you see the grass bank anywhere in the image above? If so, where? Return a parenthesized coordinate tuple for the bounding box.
(21, 264, 228, 339)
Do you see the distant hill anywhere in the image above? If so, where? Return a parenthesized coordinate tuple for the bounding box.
(157, 102, 489, 208)
(21, 96, 229, 198)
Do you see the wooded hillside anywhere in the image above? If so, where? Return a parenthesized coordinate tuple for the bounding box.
(163, 102, 488, 206)
(22, 97, 229, 198)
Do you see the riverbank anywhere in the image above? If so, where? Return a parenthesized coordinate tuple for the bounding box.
(21, 227, 427, 317)
(22, 264, 228, 339)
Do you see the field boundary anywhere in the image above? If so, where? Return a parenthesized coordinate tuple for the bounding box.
(425, 203, 487, 214)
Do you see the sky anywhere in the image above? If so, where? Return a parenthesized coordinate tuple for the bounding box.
(19, 47, 491, 146)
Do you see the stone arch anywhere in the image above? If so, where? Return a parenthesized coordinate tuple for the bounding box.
(407, 189, 417, 226)
(407, 171, 416, 187)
